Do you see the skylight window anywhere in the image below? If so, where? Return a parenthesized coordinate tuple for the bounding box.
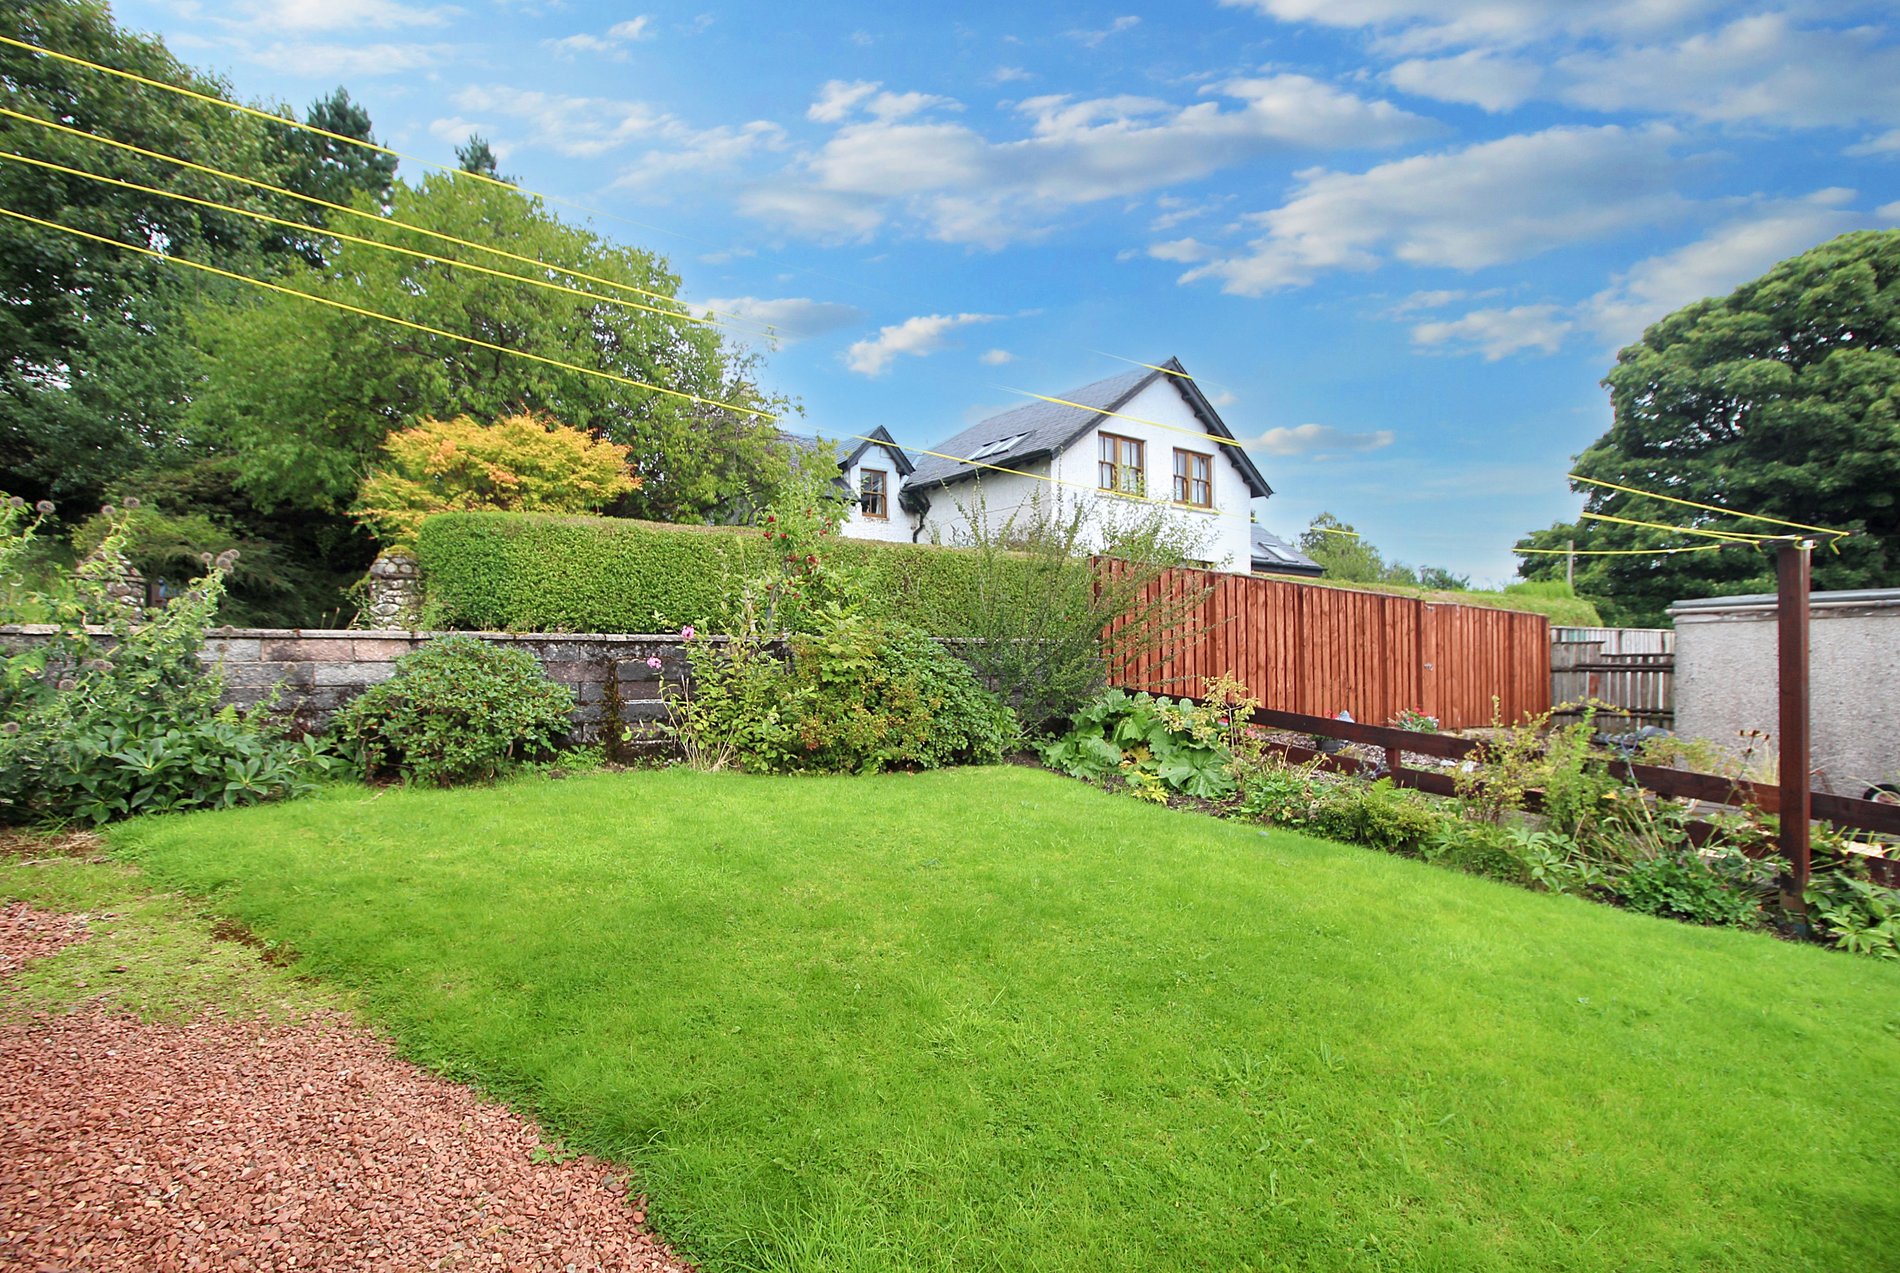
(965, 432, 1026, 462)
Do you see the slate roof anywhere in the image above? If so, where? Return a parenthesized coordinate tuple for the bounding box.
(1250, 525, 1325, 576)
(904, 358, 1273, 500)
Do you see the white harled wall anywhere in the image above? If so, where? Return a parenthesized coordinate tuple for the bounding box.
(838, 443, 915, 543)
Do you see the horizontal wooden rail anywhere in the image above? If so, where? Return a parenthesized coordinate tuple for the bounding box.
(1245, 703, 1900, 844)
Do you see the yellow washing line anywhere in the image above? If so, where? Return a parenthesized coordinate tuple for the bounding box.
(0, 32, 722, 270)
(0, 107, 769, 337)
(1580, 511, 1774, 543)
(1006, 388, 1251, 455)
(0, 150, 721, 330)
(2, 32, 1290, 404)
(1516, 543, 1730, 558)
(0, 205, 777, 422)
(1570, 472, 1850, 539)
(4, 201, 1196, 510)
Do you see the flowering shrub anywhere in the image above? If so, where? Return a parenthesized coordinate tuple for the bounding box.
(1, 498, 326, 826)
(328, 635, 574, 785)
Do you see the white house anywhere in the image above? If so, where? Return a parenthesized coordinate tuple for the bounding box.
(837, 359, 1274, 570)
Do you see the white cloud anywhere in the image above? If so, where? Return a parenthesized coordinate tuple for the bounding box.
(1180, 124, 1687, 295)
(697, 296, 866, 343)
(809, 80, 881, 123)
(990, 66, 1033, 85)
(247, 0, 458, 32)
(844, 313, 1002, 376)
(979, 348, 1016, 365)
(1409, 189, 1888, 358)
(251, 41, 455, 75)
(1245, 423, 1397, 456)
(1070, 15, 1141, 48)
(1411, 304, 1573, 359)
(754, 74, 1431, 247)
(434, 86, 785, 179)
(1554, 14, 1900, 130)
(1387, 49, 1543, 112)
(1579, 189, 1874, 345)
(1220, 0, 1724, 52)
(1848, 128, 1900, 157)
(544, 17, 654, 60)
(1148, 237, 1214, 263)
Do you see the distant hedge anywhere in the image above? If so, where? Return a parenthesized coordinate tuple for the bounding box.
(416, 512, 1008, 634)
(416, 511, 1589, 635)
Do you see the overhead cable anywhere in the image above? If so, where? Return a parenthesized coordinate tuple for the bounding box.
(1569, 472, 1851, 539)
(0, 107, 770, 337)
(0, 204, 777, 422)
(0, 150, 723, 328)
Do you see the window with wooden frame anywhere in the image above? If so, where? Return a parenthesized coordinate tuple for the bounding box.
(859, 468, 889, 519)
(1172, 448, 1213, 508)
(1098, 433, 1145, 495)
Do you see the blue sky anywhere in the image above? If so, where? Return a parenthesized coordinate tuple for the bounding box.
(108, 0, 1900, 582)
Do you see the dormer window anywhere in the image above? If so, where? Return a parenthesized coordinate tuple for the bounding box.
(860, 468, 888, 519)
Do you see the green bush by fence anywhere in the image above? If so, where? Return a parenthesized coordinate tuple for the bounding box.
(417, 512, 1006, 635)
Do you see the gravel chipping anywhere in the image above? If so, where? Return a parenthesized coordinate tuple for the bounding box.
(1, 910, 693, 1272)
(0, 901, 91, 976)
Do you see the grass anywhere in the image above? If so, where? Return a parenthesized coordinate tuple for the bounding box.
(0, 834, 335, 1024)
(111, 767, 1898, 1272)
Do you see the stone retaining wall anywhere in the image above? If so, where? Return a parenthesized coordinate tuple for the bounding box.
(0, 626, 699, 747)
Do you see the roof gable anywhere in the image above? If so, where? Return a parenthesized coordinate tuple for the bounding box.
(838, 425, 914, 477)
(905, 358, 1272, 500)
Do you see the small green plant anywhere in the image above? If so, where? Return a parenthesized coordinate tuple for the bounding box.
(1617, 846, 1773, 928)
(1804, 870, 1900, 958)
(328, 635, 574, 785)
(1392, 708, 1438, 733)
(1506, 826, 1613, 896)
(1037, 688, 1237, 801)
(1307, 778, 1447, 855)
(1421, 821, 1533, 885)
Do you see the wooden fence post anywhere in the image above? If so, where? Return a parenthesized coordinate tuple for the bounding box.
(1777, 538, 1813, 920)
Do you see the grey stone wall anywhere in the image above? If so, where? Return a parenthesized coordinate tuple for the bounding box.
(0, 625, 701, 752)
(1669, 588, 1900, 798)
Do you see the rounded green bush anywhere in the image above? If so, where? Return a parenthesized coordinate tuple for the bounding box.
(328, 635, 574, 786)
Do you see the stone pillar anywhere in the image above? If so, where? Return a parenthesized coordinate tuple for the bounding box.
(361, 551, 422, 630)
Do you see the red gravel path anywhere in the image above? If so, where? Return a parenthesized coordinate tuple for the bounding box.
(0, 908, 693, 1272)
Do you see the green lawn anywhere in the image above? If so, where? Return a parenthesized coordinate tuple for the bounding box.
(112, 767, 1899, 1272)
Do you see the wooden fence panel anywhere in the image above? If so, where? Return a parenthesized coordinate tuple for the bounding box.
(1104, 566, 1550, 730)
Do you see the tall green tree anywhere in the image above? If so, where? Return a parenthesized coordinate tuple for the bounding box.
(454, 133, 504, 180)
(1518, 230, 1900, 625)
(270, 87, 399, 264)
(0, 0, 298, 508)
(187, 173, 796, 523)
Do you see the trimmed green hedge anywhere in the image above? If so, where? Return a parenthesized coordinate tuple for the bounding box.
(416, 512, 1005, 634)
(417, 511, 1590, 635)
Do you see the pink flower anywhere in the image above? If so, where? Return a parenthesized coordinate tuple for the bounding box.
(645, 656, 663, 670)
(680, 625, 696, 640)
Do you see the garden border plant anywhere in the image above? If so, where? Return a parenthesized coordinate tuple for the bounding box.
(1038, 676, 1898, 958)
(1, 496, 329, 826)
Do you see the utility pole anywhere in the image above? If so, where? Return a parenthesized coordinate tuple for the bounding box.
(1565, 539, 1575, 590)
(1776, 537, 1813, 922)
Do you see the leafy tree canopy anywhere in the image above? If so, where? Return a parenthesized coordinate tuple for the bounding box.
(188, 173, 797, 523)
(1517, 230, 1900, 625)
(0, 0, 301, 508)
(1298, 512, 1465, 589)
